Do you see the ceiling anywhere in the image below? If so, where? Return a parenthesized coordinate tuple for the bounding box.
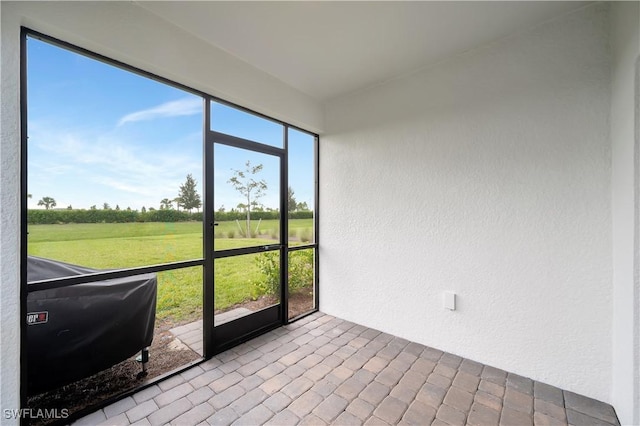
(136, 1, 591, 102)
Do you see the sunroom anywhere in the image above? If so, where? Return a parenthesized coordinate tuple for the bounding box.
(1, 2, 638, 425)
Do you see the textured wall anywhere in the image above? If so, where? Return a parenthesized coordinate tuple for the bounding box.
(321, 3, 613, 402)
(0, 3, 21, 422)
(610, 2, 640, 424)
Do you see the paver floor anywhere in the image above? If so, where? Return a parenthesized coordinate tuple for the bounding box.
(74, 312, 619, 426)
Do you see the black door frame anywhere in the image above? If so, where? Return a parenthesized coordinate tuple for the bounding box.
(204, 99, 289, 354)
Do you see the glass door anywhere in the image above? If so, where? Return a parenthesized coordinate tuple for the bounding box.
(207, 120, 286, 352)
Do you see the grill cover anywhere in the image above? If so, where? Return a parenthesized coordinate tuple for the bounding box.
(27, 256, 157, 393)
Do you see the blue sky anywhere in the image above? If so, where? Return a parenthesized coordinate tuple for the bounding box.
(27, 37, 314, 212)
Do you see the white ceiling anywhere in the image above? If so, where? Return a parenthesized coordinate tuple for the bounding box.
(136, 1, 591, 102)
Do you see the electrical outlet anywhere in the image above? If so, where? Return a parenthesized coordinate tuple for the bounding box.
(443, 292, 456, 310)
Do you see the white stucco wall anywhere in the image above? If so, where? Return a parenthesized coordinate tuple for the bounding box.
(0, 2, 20, 424)
(321, 3, 613, 403)
(0, 3, 22, 421)
(0, 1, 322, 420)
(610, 2, 640, 424)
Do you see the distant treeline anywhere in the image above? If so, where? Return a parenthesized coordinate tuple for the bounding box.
(27, 209, 313, 224)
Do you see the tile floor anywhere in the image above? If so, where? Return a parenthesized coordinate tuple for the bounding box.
(74, 312, 619, 426)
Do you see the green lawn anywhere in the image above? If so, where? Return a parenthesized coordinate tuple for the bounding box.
(27, 220, 313, 321)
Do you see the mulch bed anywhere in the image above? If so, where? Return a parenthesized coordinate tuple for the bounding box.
(216, 286, 315, 319)
(288, 288, 316, 319)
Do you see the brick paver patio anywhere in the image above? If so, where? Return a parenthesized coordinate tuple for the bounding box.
(73, 312, 619, 426)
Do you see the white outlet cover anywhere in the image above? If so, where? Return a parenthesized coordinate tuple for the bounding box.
(444, 292, 456, 310)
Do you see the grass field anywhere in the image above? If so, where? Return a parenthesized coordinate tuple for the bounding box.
(27, 219, 313, 321)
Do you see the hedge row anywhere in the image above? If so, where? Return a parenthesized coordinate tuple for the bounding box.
(27, 209, 313, 224)
(214, 210, 313, 221)
(27, 209, 199, 224)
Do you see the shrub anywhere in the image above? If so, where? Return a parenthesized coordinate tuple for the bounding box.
(26, 208, 196, 224)
(288, 250, 314, 292)
(288, 211, 313, 220)
(28, 208, 310, 224)
(253, 250, 314, 297)
(253, 251, 280, 296)
(214, 210, 282, 222)
(298, 228, 312, 243)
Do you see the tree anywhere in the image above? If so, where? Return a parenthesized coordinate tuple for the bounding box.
(252, 201, 264, 212)
(37, 196, 56, 210)
(228, 161, 267, 238)
(115, 205, 120, 211)
(177, 174, 202, 213)
(160, 198, 173, 210)
(103, 202, 110, 210)
(287, 187, 297, 212)
(173, 197, 182, 212)
(141, 206, 146, 213)
(297, 201, 309, 211)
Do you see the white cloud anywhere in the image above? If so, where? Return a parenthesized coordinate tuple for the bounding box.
(93, 177, 153, 196)
(28, 125, 203, 210)
(117, 97, 202, 126)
